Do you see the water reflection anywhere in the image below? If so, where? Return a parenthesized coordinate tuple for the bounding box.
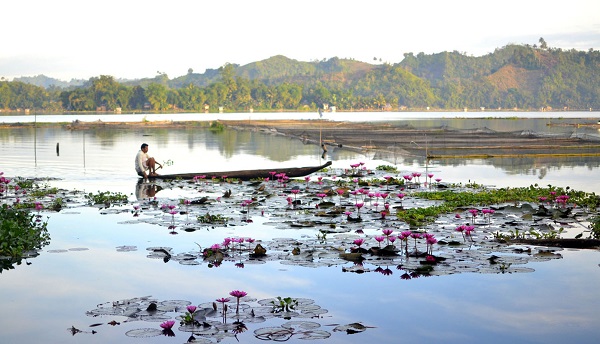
(1, 187, 599, 343)
(135, 179, 162, 200)
(2, 124, 600, 194)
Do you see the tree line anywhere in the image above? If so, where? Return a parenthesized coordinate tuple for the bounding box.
(1, 42, 599, 112)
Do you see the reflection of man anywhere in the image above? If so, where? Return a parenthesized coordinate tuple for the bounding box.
(135, 143, 162, 178)
(135, 179, 162, 200)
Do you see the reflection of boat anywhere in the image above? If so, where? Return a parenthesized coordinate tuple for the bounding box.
(147, 161, 332, 180)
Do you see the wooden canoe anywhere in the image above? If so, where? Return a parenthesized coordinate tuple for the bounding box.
(147, 161, 332, 181)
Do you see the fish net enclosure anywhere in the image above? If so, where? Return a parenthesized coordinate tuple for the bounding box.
(222, 120, 600, 159)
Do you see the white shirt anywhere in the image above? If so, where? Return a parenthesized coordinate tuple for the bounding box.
(135, 150, 149, 174)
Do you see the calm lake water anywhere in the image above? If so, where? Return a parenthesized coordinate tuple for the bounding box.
(1, 112, 600, 343)
(2, 111, 600, 193)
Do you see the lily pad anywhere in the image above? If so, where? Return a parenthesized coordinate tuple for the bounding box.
(124, 328, 163, 338)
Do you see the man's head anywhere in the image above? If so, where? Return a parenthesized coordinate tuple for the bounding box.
(141, 143, 148, 151)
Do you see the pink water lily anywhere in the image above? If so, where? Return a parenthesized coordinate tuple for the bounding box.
(409, 232, 422, 252)
(395, 193, 404, 206)
(289, 189, 300, 203)
(229, 290, 248, 299)
(353, 238, 365, 248)
(464, 225, 475, 240)
(229, 290, 248, 314)
(426, 236, 437, 254)
(469, 208, 479, 223)
(160, 320, 175, 329)
(355, 202, 364, 216)
(382, 229, 394, 244)
(427, 173, 434, 188)
(456, 224, 475, 241)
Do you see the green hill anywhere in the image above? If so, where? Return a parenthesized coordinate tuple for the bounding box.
(3, 42, 599, 112)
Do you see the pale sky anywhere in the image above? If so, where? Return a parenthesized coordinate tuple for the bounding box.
(2, 0, 599, 81)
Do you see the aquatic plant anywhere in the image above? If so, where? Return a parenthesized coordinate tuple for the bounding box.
(241, 199, 253, 219)
(304, 176, 311, 188)
(353, 238, 365, 250)
(376, 165, 397, 172)
(85, 190, 128, 206)
(316, 230, 327, 243)
(382, 229, 394, 244)
(456, 224, 475, 242)
(396, 204, 454, 228)
(290, 189, 300, 204)
(0, 204, 50, 258)
(410, 232, 422, 252)
(335, 188, 346, 206)
(589, 216, 600, 239)
(229, 290, 248, 314)
(355, 202, 364, 217)
(180, 305, 199, 326)
(216, 297, 230, 322)
(271, 296, 298, 313)
(197, 213, 228, 224)
(316, 193, 327, 203)
(160, 320, 175, 329)
(425, 234, 437, 254)
(209, 120, 225, 132)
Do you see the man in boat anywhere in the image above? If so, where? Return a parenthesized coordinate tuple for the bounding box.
(135, 143, 162, 178)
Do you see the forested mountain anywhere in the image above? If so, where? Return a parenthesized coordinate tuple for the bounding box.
(2, 42, 599, 112)
(12, 75, 85, 89)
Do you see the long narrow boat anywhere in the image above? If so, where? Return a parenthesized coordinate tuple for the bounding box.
(147, 161, 332, 181)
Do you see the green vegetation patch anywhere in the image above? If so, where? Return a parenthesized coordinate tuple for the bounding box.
(85, 191, 129, 206)
(0, 204, 50, 258)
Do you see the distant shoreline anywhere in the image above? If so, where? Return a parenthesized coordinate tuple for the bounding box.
(1, 118, 599, 159)
(1, 108, 599, 116)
